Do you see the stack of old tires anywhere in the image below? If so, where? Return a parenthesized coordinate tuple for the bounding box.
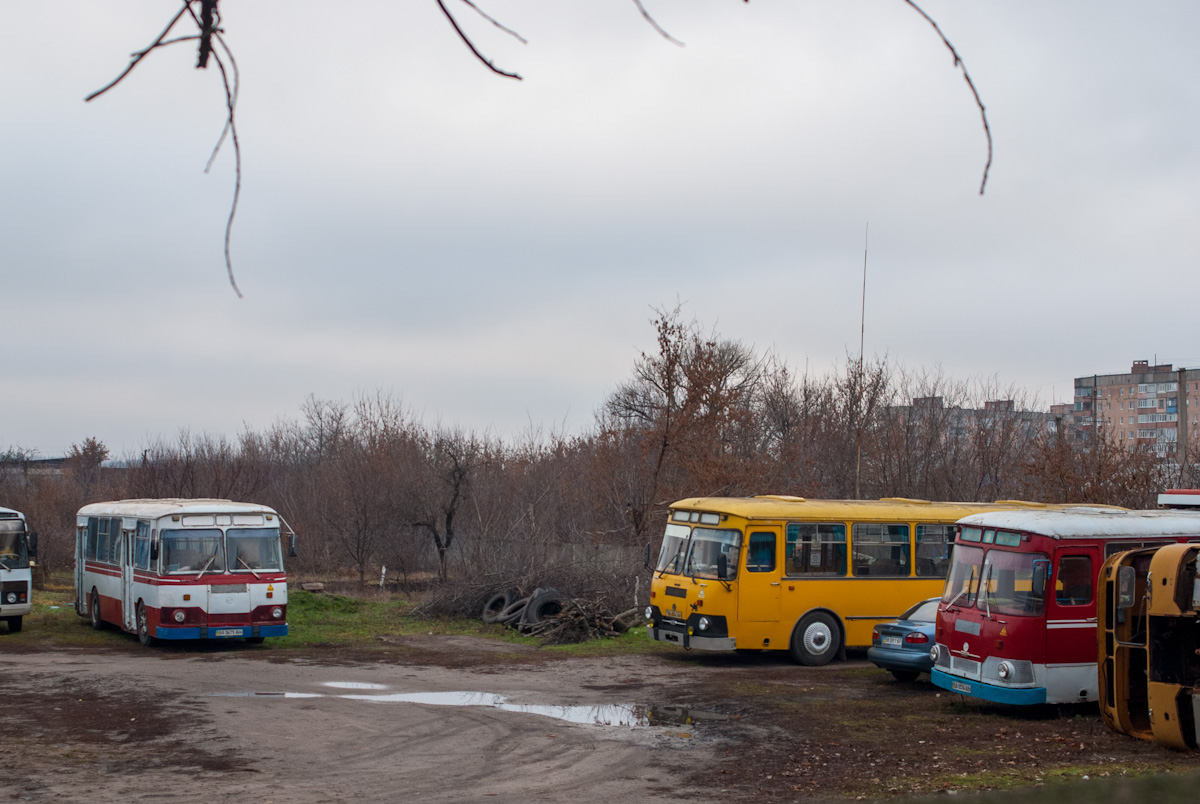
(480, 587, 565, 634)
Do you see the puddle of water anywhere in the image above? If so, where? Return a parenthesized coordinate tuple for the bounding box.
(209, 686, 725, 730)
(211, 692, 323, 698)
(323, 681, 389, 690)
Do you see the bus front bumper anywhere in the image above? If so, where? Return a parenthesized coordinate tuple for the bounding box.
(647, 623, 735, 651)
(155, 623, 289, 640)
(931, 669, 1047, 705)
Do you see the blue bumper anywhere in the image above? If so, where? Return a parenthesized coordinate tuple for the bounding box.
(155, 623, 289, 640)
(867, 646, 933, 674)
(931, 669, 1046, 705)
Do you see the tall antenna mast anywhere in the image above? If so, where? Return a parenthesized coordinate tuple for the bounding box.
(855, 223, 868, 499)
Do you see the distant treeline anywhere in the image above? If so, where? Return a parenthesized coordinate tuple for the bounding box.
(0, 308, 1186, 613)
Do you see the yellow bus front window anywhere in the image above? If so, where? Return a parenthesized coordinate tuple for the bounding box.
(655, 523, 690, 574)
(684, 528, 742, 580)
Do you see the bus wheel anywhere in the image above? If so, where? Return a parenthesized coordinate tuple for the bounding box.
(6, 616, 21, 633)
(89, 590, 105, 631)
(789, 612, 840, 666)
(137, 604, 156, 647)
(245, 636, 265, 645)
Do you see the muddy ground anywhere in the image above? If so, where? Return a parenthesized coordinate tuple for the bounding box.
(3, 636, 1200, 802)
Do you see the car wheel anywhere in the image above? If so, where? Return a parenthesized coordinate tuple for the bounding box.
(137, 604, 156, 647)
(890, 669, 920, 682)
(90, 590, 105, 631)
(789, 612, 840, 666)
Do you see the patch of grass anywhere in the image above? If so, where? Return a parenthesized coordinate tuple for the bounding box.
(905, 768, 1200, 803)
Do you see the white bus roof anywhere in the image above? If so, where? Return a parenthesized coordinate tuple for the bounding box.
(958, 507, 1200, 539)
(0, 506, 25, 520)
(77, 499, 279, 519)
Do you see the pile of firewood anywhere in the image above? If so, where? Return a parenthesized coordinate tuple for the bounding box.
(479, 586, 642, 644)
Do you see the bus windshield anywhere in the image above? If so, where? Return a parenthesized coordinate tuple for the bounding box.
(656, 524, 690, 574)
(0, 522, 29, 569)
(684, 528, 742, 580)
(942, 544, 984, 607)
(228, 528, 283, 572)
(162, 528, 225, 574)
(978, 549, 1049, 617)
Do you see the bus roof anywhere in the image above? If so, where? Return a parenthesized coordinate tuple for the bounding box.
(0, 506, 25, 520)
(958, 507, 1200, 539)
(77, 498, 279, 519)
(669, 496, 1058, 522)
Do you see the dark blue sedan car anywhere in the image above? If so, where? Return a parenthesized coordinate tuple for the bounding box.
(867, 597, 939, 682)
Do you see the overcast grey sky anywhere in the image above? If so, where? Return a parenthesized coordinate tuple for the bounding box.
(4, 1, 1199, 458)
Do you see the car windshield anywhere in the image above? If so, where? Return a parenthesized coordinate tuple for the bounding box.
(0, 523, 29, 569)
(656, 524, 691, 574)
(684, 528, 742, 580)
(942, 544, 984, 606)
(901, 599, 939, 622)
(161, 528, 225, 574)
(227, 527, 283, 572)
(977, 549, 1049, 617)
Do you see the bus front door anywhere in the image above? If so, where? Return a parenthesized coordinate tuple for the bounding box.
(739, 528, 782, 625)
(121, 528, 136, 631)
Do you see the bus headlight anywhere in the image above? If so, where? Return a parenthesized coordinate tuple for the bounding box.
(644, 606, 653, 620)
(271, 607, 283, 619)
(929, 644, 940, 663)
(173, 610, 186, 623)
(997, 661, 1014, 680)
(697, 617, 710, 631)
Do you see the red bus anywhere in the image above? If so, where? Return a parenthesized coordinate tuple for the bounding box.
(931, 508, 1200, 705)
(75, 499, 296, 645)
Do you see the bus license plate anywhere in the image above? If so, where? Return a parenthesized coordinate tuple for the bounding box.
(215, 628, 245, 637)
(882, 636, 902, 647)
(951, 681, 972, 694)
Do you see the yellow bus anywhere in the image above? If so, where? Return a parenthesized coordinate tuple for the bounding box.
(1099, 542, 1200, 750)
(646, 496, 1059, 665)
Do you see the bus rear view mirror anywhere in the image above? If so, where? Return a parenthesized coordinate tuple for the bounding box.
(1031, 559, 1049, 595)
(288, 533, 298, 558)
(150, 542, 159, 562)
(1117, 565, 1137, 610)
(717, 553, 728, 580)
(28, 531, 38, 558)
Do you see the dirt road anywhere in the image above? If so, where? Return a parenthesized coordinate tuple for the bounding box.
(1, 641, 726, 803)
(5, 638, 1200, 802)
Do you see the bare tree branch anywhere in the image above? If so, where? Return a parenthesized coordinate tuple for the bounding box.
(632, 0, 685, 47)
(84, 2, 192, 102)
(458, 0, 528, 45)
(902, 0, 993, 195)
(435, 0, 523, 80)
(208, 37, 243, 298)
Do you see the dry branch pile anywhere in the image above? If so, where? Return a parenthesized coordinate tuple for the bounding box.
(478, 586, 641, 645)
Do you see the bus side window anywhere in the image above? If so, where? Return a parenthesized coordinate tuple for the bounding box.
(915, 524, 952, 577)
(1055, 555, 1093, 606)
(134, 521, 151, 570)
(746, 532, 776, 572)
(785, 523, 847, 577)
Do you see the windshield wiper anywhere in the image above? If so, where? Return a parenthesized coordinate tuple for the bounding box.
(0, 557, 11, 571)
(945, 566, 978, 610)
(237, 556, 261, 579)
(195, 554, 218, 580)
(981, 565, 995, 620)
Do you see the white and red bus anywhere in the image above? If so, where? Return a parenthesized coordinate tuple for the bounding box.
(931, 508, 1200, 705)
(1, 505, 37, 633)
(75, 499, 295, 646)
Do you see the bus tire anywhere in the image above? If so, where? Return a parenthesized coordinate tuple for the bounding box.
(789, 612, 840, 666)
(89, 590, 105, 631)
(520, 589, 565, 628)
(137, 603, 156, 647)
(6, 616, 22, 633)
(481, 590, 518, 624)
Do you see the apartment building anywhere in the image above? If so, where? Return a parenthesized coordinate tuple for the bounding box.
(1071, 360, 1200, 455)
